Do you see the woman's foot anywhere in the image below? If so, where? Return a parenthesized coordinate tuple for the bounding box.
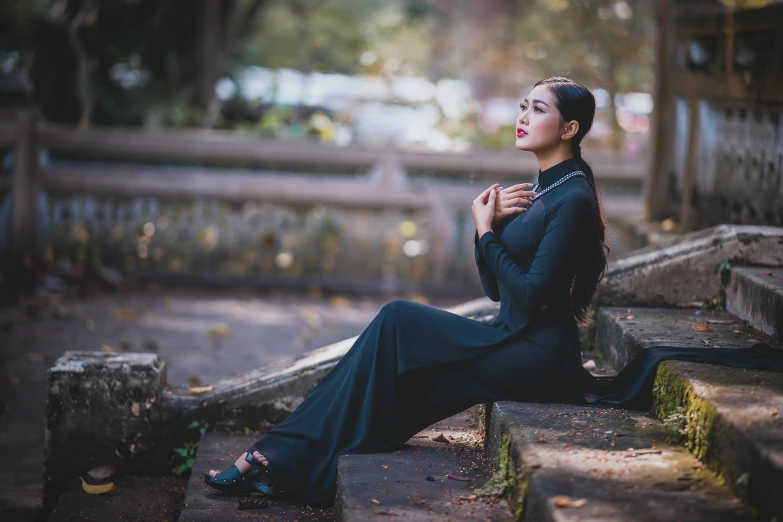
(204, 451, 276, 496)
(206, 451, 268, 478)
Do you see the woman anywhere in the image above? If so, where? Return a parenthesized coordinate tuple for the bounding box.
(204, 76, 783, 504)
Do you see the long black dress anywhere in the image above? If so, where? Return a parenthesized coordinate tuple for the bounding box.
(245, 157, 783, 505)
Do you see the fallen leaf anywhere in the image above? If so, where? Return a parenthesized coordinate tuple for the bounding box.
(447, 473, 471, 482)
(80, 477, 115, 495)
(706, 319, 734, 325)
(114, 308, 137, 321)
(692, 325, 712, 333)
(771, 409, 779, 417)
(536, 436, 548, 444)
(189, 385, 214, 395)
(373, 510, 398, 516)
(87, 466, 116, 481)
(763, 271, 772, 276)
(238, 497, 269, 510)
(618, 315, 634, 320)
(329, 296, 352, 309)
(553, 495, 587, 508)
(371, 498, 381, 505)
(207, 324, 231, 337)
(432, 433, 450, 443)
(25, 353, 44, 364)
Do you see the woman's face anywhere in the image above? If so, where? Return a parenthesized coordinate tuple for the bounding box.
(515, 84, 565, 152)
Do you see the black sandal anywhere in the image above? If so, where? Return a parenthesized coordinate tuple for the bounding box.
(203, 453, 279, 496)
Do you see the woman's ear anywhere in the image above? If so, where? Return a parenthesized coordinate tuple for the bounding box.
(561, 120, 579, 141)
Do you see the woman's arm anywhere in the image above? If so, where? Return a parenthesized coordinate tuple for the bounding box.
(477, 195, 592, 312)
(474, 229, 501, 302)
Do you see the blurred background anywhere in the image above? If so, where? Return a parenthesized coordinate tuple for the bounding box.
(0, 0, 658, 306)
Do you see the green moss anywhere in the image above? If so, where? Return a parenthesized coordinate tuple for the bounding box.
(652, 362, 722, 469)
(475, 428, 528, 519)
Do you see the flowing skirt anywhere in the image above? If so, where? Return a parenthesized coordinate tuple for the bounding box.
(245, 300, 783, 505)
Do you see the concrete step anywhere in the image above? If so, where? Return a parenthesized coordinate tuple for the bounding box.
(337, 409, 512, 521)
(596, 306, 783, 520)
(178, 432, 337, 522)
(727, 266, 783, 340)
(488, 401, 754, 521)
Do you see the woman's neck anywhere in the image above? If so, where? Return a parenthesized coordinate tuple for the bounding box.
(535, 148, 575, 173)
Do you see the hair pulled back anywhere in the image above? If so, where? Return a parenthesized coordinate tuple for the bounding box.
(533, 76, 610, 325)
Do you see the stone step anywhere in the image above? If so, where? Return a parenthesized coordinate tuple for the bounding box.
(46, 476, 186, 522)
(178, 432, 337, 522)
(336, 409, 512, 521)
(727, 266, 783, 340)
(488, 401, 754, 521)
(596, 306, 783, 520)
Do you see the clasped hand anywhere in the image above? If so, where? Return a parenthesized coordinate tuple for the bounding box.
(472, 183, 537, 236)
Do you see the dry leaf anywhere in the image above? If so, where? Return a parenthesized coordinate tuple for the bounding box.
(207, 324, 231, 337)
(371, 498, 381, 505)
(329, 296, 352, 309)
(189, 385, 214, 395)
(536, 436, 548, 444)
(763, 271, 772, 276)
(87, 466, 116, 481)
(25, 353, 44, 364)
(771, 409, 779, 417)
(114, 308, 137, 321)
(618, 315, 634, 320)
(80, 477, 115, 495)
(447, 473, 471, 482)
(706, 319, 734, 325)
(432, 433, 450, 443)
(238, 497, 269, 510)
(553, 495, 587, 508)
(373, 510, 398, 516)
(692, 325, 712, 333)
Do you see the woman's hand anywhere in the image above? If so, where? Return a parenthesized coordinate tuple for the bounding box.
(492, 183, 537, 224)
(472, 184, 498, 237)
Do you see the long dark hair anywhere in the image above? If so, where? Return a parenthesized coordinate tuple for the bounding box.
(533, 76, 610, 326)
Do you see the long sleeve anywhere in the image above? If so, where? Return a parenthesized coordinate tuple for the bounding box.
(474, 230, 500, 302)
(477, 195, 592, 313)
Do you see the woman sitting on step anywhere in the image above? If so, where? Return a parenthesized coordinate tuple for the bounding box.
(204, 76, 783, 505)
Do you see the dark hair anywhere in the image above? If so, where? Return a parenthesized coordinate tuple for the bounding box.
(533, 76, 610, 326)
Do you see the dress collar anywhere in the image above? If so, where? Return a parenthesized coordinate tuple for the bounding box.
(537, 157, 582, 190)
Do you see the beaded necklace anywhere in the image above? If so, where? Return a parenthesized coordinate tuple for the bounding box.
(527, 170, 586, 202)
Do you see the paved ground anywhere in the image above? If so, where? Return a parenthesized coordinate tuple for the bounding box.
(0, 289, 465, 521)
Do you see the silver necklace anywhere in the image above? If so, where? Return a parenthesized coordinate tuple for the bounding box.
(527, 170, 586, 202)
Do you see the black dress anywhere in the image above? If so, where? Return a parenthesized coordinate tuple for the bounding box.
(245, 157, 783, 505)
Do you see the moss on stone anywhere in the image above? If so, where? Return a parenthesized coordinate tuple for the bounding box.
(475, 427, 529, 519)
(652, 362, 722, 472)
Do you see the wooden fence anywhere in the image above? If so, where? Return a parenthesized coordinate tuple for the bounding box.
(0, 111, 645, 295)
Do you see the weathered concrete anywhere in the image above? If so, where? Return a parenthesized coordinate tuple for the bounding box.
(596, 225, 783, 308)
(46, 475, 186, 522)
(337, 409, 511, 521)
(595, 307, 782, 371)
(41, 296, 500, 519)
(652, 361, 783, 521)
(488, 402, 754, 521)
(595, 306, 783, 520)
(44, 352, 168, 514)
(178, 432, 337, 522)
(727, 266, 783, 340)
